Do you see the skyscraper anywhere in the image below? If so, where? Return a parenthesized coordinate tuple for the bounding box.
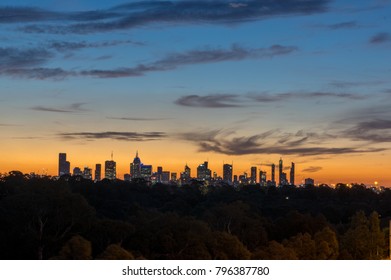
(250, 166, 257, 184)
(260, 170, 267, 186)
(83, 167, 92, 180)
(290, 162, 295, 185)
(105, 160, 116, 180)
(180, 164, 191, 184)
(141, 165, 152, 181)
(197, 161, 211, 181)
(223, 163, 233, 184)
(58, 153, 70, 176)
(95, 164, 101, 181)
(271, 164, 276, 186)
(279, 158, 283, 186)
(130, 151, 141, 179)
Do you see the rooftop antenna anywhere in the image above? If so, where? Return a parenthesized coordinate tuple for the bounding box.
(111, 151, 113, 161)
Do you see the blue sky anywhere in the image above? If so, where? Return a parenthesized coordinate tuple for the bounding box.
(0, 0, 390, 185)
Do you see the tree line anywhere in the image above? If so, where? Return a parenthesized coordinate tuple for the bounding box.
(0, 171, 389, 260)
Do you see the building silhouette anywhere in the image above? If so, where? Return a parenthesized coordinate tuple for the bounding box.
(197, 161, 211, 181)
(271, 164, 276, 186)
(105, 160, 116, 180)
(83, 167, 92, 180)
(278, 158, 283, 186)
(130, 151, 142, 179)
(223, 163, 233, 184)
(180, 164, 191, 184)
(250, 166, 257, 184)
(95, 164, 101, 181)
(58, 153, 70, 176)
(290, 162, 295, 185)
(260, 170, 267, 186)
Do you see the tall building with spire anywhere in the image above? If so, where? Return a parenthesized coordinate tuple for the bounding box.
(58, 153, 70, 176)
(130, 151, 142, 179)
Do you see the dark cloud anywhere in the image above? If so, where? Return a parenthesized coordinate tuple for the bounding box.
(0, 47, 52, 69)
(30, 103, 87, 113)
(3, 67, 74, 80)
(59, 131, 166, 141)
(155, 45, 298, 66)
(178, 129, 381, 156)
(48, 40, 143, 52)
(370, 32, 391, 44)
(344, 119, 391, 143)
(175, 94, 241, 108)
(0, 7, 63, 23)
(249, 91, 365, 102)
(0, 43, 297, 80)
(14, 1, 330, 34)
(302, 166, 323, 173)
(82, 44, 298, 78)
(328, 21, 358, 30)
(107, 117, 170, 121)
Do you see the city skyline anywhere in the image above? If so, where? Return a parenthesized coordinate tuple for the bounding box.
(37, 151, 380, 187)
(1, 0, 391, 187)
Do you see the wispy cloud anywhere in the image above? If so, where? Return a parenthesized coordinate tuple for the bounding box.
(81, 44, 298, 78)
(59, 131, 166, 141)
(107, 117, 170, 121)
(11, 1, 330, 34)
(329, 80, 385, 88)
(327, 21, 359, 30)
(177, 129, 383, 156)
(48, 39, 144, 52)
(175, 94, 241, 108)
(249, 91, 365, 103)
(370, 32, 391, 44)
(30, 103, 88, 113)
(302, 166, 323, 173)
(0, 47, 52, 69)
(344, 119, 391, 143)
(174, 91, 366, 108)
(0, 44, 297, 80)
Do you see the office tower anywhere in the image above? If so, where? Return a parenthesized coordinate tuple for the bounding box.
(180, 164, 191, 184)
(197, 161, 211, 181)
(279, 158, 283, 186)
(271, 164, 276, 186)
(223, 163, 233, 184)
(124, 174, 131, 181)
(239, 173, 248, 184)
(161, 171, 170, 184)
(171, 172, 177, 182)
(281, 172, 287, 186)
(95, 164, 101, 181)
(130, 151, 142, 179)
(141, 165, 152, 181)
(157, 166, 163, 183)
(290, 162, 295, 185)
(305, 178, 315, 186)
(250, 166, 257, 184)
(260, 170, 267, 186)
(73, 167, 82, 176)
(83, 167, 92, 180)
(105, 160, 116, 180)
(58, 153, 70, 176)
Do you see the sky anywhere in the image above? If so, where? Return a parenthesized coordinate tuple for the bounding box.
(0, 0, 390, 186)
